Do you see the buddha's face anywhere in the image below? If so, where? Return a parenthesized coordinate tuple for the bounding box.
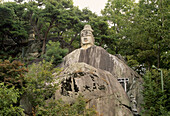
(81, 30, 93, 45)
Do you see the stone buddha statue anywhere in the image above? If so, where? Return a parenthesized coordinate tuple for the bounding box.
(80, 25, 95, 49)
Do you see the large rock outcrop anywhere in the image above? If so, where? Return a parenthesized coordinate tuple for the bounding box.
(59, 45, 143, 114)
(55, 63, 133, 116)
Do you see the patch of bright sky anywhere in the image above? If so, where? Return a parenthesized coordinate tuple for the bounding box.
(73, 0, 108, 15)
(73, 0, 139, 15)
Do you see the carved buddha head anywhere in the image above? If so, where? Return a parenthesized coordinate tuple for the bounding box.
(81, 25, 94, 49)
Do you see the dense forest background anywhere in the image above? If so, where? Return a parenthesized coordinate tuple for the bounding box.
(0, 0, 169, 115)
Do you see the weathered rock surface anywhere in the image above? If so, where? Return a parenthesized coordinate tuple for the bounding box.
(60, 45, 143, 113)
(55, 63, 133, 116)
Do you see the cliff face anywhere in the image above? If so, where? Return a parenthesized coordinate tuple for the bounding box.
(58, 45, 143, 115)
(55, 63, 133, 116)
(61, 45, 139, 79)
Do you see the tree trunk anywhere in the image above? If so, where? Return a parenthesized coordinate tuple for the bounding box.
(157, 44, 160, 68)
(41, 23, 54, 56)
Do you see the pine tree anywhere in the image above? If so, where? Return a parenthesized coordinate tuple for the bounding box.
(142, 70, 170, 115)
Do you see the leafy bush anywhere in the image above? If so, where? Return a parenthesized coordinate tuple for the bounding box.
(44, 40, 68, 65)
(0, 60, 28, 89)
(38, 95, 97, 116)
(0, 83, 24, 115)
(0, 60, 27, 115)
(24, 60, 60, 115)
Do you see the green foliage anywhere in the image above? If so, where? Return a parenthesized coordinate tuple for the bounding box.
(0, 60, 27, 115)
(24, 0, 82, 54)
(0, 60, 28, 89)
(0, 83, 24, 115)
(38, 95, 97, 116)
(24, 60, 60, 115)
(0, 2, 29, 59)
(161, 51, 170, 69)
(44, 40, 68, 65)
(142, 70, 170, 115)
(132, 0, 169, 69)
(102, 0, 136, 53)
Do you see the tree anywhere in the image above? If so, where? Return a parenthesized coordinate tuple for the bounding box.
(142, 70, 170, 115)
(102, 0, 137, 54)
(44, 40, 68, 65)
(0, 60, 28, 89)
(0, 60, 27, 115)
(24, 60, 59, 115)
(24, 0, 82, 55)
(0, 2, 29, 59)
(131, 0, 170, 69)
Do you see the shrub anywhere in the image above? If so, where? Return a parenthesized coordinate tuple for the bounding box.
(44, 40, 68, 65)
(0, 60, 28, 90)
(24, 60, 60, 115)
(38, 95, 97, 116)
(0, 83, 24, 115)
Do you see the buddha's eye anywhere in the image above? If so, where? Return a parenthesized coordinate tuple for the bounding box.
(81, 32, 84, 36)
(88, 31, 92, 35)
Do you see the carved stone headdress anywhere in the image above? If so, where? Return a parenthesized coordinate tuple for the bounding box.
(82, 25, 93, 32)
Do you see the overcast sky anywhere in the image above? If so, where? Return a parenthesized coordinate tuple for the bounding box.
(73, 0, 108, 15)
(73, 0, 139, 15)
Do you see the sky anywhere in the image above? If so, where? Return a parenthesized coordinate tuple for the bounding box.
(72, 0, 108, 15)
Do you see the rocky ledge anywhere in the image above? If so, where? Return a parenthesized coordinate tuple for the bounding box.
(55, 63, 133, 116)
